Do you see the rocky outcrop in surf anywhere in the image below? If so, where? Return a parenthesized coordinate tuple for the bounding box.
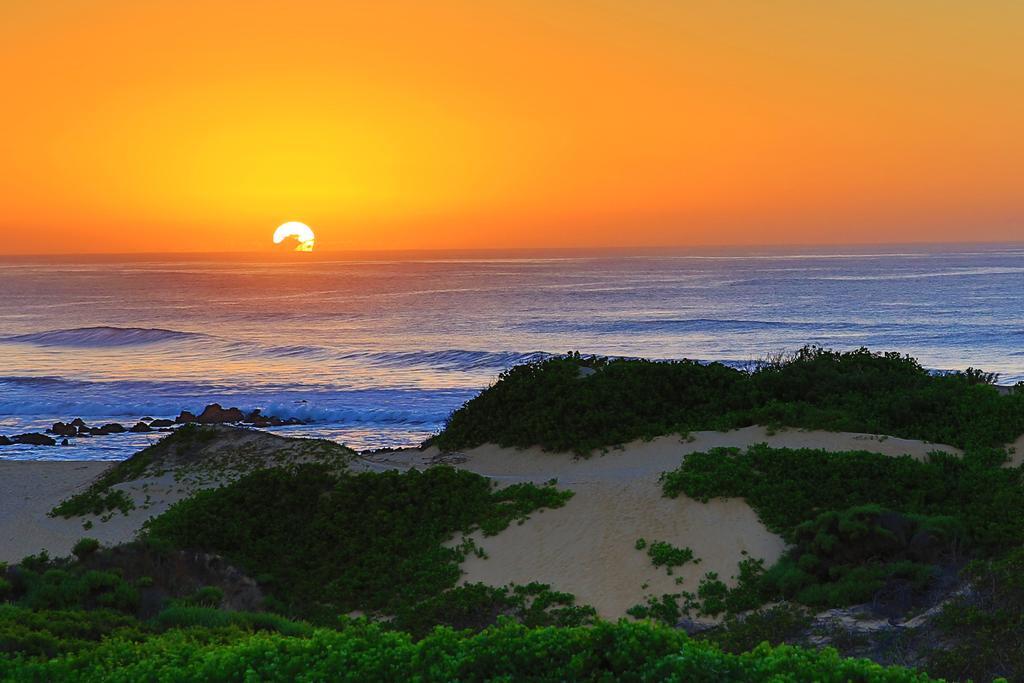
(175, 404, 305, 427)
(2, 433, 58, 446)
(2, 405, 309, 450)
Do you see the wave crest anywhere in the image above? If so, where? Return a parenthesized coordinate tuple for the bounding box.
(2, 326, 207, 347)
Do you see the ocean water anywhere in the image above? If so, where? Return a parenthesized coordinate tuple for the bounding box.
(1, 243, 1022, 460)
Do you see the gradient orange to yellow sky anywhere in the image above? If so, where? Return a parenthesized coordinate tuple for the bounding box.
(1, 1, 1022, 254)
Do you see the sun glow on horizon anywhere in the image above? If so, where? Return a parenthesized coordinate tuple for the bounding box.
(273, 222, 316, 252)
(2, 1, 1023, 254)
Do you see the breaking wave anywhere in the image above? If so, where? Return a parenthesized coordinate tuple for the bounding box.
(2, 326, 208, 347)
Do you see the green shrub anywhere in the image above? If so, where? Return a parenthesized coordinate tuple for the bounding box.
(661, 445, 1024, 551)
(660, 444, 1024, 612)
(142, 464, 572, 620)
(643, 540, 696, 574)
(71, 539, 100, 562)
(391, 582, 596, 637)
(0, 619, 939, 681)
(16, 569, 138, 614)
(700, 604, 814, 654)
(434, 347, 1024, 454)
(179, 586, 224, 608)
(0, 606, 147, 658)
(626, 593, 683, 624)
(928, 547, 1024, 682)
(153, 606, 313, 638)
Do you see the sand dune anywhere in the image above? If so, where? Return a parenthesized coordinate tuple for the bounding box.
(1, 461, 113, 563)
(358, 425, 965, 618)
(0, 425, 991, 618)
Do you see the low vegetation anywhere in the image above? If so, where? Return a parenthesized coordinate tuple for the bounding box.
(928, 547, 1024, 682)
(635, 538, 697, 575)
(0, 619, 939, 682)
(662, 444, 1024, 549)
(435, 346, 1024, 454)
(651, 443, 1024, 622)
(142, 463, 574, 621)
(50, 425, 355, 519)
(8, 348, 1024, 679)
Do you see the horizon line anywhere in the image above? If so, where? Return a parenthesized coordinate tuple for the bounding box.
(1, 238, 1022, 259)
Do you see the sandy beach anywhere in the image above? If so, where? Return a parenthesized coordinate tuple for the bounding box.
(2, 423, 988, 618)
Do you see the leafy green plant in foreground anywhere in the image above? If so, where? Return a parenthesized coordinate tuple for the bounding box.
(390, 582, 597, 637)
(0, 619, 939, 682)
(3, 554, 140, 615)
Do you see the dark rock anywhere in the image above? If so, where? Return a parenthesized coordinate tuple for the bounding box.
(140, 416, 154, 422)
(129, 422, 153, 433)
(13, 433, 57, 446)
(61, 439, 70, 446)
(176, 410, 198, 424)
(50, 422, 78, 437)
(0, 436, 12, 446)
(149, 419, 175, 428)
(196, 404, 246, 424)
(70, 418, 87, 428)
(242, 409, 263, 424)
(96, 423, 127, 435)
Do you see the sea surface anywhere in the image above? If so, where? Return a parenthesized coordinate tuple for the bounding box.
(1, 243, 1022, 460)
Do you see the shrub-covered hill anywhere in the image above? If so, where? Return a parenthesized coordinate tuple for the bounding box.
(434, 346, 1024, 454)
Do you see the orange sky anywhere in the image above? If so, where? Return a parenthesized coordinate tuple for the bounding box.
(1, 1, 1021, 253)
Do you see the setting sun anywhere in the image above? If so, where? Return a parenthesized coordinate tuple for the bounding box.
(272, 221, 315, 252)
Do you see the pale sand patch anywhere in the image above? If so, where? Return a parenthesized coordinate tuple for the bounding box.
(1, 461, 121, 563)
(0, 462, 204, 564)
(357, 426, 966, 619)
(458, 482, 782, 619)
(1008, 434, 1024, 467)
(360, 425, 963, 482)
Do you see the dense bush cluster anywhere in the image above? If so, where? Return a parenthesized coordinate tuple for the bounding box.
(663, 445, 1024, 549)
(2, 552, 140, 615)
(390, 582, 597, 637)
(435, 347, 1024, 453)
(660, 444, 1024, 611)
(0, 606, 147, 659)
(929, 547, 1024, 682)
(142, 464, 573, 621)
(0, 619, 938, 682)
